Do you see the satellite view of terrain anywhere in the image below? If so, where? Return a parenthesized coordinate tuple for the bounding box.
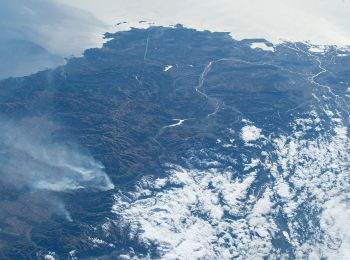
(1, 1, 350, 259)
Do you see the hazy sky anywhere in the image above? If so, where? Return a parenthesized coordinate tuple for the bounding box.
(0, 0, 105, 78)
(0, 0, 104, 56)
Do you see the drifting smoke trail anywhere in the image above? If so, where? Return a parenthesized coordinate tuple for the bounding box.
(0, 117, 114, 192)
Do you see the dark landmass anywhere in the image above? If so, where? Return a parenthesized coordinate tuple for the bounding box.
(0, 25, 349, 259)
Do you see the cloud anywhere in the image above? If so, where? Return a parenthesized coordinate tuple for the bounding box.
(0, 117, 114, 192)
(60, 0, 350, 46)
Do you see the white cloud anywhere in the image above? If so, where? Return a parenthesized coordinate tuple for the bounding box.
(60, 0, 350, 46)
(241, 125, 263, 143)
(112, 164, 278, 259)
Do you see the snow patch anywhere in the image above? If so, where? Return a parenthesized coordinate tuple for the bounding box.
(163, 65, 173, 71)
(250, 42, 274, 52)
